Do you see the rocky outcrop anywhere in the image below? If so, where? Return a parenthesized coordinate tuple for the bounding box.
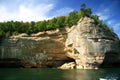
(0, 28, 74, 68)
(0, 17, 120, 69)
(58, 62, 75, 69)
(65, 17, 120, 69)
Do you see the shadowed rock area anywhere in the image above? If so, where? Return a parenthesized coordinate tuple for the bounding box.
(0, 28, 74, 68)
(65, 17, 120, 69)
(0, 17, 120, 69)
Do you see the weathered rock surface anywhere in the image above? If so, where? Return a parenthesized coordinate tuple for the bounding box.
(0, 28, 74, 68)
(65, 17, 120, 69)
(0, 17, 120, 69)
(58, 62, 75, 69)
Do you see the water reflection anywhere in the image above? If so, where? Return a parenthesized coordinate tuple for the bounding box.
(61, 69, 105, 80)
(0, 68, 120, 80)
(61, 68, 120, 80)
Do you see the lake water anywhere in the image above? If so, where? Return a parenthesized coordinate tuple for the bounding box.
(0, 68, 120, 80)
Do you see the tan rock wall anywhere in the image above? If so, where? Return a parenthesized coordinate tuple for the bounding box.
(0, 17, 120, 69)
(0, 28, 72, 67)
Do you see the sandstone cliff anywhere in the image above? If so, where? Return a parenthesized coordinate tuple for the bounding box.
(0, 17, 120, 69)
(65, 17, 120, 69)
(0, 28, 73, 68)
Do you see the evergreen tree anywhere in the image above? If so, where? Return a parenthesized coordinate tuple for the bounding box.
(81, 3, 86, 9)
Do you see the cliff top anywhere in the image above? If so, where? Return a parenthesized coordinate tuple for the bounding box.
(0, 4, 118, 40)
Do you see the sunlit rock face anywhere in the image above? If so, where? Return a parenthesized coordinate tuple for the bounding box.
(65, 17, 120, 69)
(0, 17, 120, 69)
(0, 29, 73, 68)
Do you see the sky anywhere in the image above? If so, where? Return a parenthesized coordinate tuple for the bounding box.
(0, 0, 120, 38)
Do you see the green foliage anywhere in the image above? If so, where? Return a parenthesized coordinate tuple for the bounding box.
(0, 3, 112, 37)
(35, 20, 47, 32)
(5, 31, 11, 37)
(81, 3, 86, 9)
(85, 8, 92, 17)
(46, 18, 57, 30)
(68, 11, 79, 26)
(78, 3, 92, 18)
(91, 15, 100, 24)
(91, 15, 113, 31)
(102, 24, 108, 28)
(109, 27, 114, 32)
(55, 16, 66, 28)
(12, 31, 19, 36)
(0, 29, 5, 37)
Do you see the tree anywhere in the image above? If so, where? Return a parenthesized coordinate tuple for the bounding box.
(68, 11, 78, 26)
(85, 8, 92, 17)
(0, 29, 4, 37)
(91, 15, 100, 24)
(0, 4, 113, 37)
(81, 3, 86, 9)
(109, 27, 114, 32)
(12, 31, 19, 35)
(102, 24, 108, 29)
(5, 31, 11, 37)
(55, 16, 66, 28)
(36, 20, 47, 31)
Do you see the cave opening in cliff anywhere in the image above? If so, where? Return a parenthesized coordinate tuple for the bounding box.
(0, 58, 23, 68)
(100, 51, 120, 67)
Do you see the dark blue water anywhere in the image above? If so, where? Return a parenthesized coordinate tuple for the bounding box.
(0, 68, 120, 80)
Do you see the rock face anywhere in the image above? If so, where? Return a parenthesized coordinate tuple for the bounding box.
(0, 17, 120, 69)
(58, 62, 75, 69)
(65, 17, 120, 69)
(0, 29, 73, 68)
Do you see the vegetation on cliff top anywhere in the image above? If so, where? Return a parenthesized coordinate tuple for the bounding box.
(0, 4, 113, 37)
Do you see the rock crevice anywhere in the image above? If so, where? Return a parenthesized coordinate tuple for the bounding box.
(65, 17, 120, 69)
